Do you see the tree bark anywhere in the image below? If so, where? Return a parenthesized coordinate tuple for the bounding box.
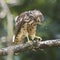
(0, 39, 60, 56)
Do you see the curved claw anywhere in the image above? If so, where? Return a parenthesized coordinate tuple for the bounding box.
(34, 36, 42, 41)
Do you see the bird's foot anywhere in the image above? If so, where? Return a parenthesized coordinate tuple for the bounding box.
(26, 39, 31, 43)
(34, 36, 42, 41)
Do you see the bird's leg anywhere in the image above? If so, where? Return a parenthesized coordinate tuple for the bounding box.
(30, 34, 35, 40)
(27, 36, 31, 43)
(26, 33, 31, 43)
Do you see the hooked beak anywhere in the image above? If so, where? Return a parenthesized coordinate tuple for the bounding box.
(37, 17, 43, 25)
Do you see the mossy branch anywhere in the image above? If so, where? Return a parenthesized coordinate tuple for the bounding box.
(0, 39, 60, 56)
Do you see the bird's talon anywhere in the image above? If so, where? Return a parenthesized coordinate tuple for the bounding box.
(26, 40, 31, 43)
(35, 36, 42, 41)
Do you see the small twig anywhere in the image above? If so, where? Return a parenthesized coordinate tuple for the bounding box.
(0, 39, 60, 56)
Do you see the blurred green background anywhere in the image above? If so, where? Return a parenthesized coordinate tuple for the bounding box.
(0, 0, 60, 60)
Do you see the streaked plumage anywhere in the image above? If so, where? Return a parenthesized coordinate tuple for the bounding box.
(13, 10, 44, 45)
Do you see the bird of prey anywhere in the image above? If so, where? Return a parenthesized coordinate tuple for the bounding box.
(13, 10, 44, 45)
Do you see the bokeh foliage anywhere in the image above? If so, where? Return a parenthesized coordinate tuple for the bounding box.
(0, 0, 60, 60)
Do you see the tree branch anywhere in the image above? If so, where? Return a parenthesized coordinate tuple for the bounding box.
(0, 39, 60, 56)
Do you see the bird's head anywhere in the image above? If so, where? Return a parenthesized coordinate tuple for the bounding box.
(26, 10, 44, 25)
(14, 10, 44, 26)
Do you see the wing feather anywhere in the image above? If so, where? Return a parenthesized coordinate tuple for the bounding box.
(15, 13, 26, 37)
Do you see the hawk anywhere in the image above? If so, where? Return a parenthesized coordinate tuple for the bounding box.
(13, 10, 44, 45)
